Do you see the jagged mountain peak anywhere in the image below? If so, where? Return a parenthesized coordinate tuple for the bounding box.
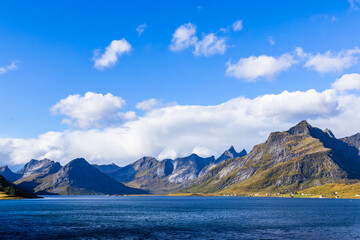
(17, 158, 62, 177)
(324, 128, 335, 138)
(0, 165, 10, 172)
(215, 146, 247, 164)
(287, 120, 312, 135)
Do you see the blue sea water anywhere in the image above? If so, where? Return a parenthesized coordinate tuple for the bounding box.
(0, 196, 360, 240)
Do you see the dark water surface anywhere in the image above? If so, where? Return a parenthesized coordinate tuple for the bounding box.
(0, 196, 360, 239)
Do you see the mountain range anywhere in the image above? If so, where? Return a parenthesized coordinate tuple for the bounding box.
(94, 148, 246, 194)
(1, 120, 360, 196)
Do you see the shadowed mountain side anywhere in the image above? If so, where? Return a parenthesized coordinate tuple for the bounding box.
(177, 121, 360, 194)
(93, 163, 121, 175)
(33, 158, 147, 195)
(340, 133, 360, 153)
(0, 166, 22, 182)
(0, 175, 39, 199)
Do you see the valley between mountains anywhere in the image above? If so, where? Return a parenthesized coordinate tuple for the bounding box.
(2, 120, 360, 199)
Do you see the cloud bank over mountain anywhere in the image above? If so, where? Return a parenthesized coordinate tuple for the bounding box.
(1, 75, 360, 166)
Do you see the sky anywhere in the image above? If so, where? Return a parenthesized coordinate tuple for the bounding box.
(1, 0, 360, 168)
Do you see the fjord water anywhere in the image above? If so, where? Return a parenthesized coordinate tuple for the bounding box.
(1, 196, 360, 239)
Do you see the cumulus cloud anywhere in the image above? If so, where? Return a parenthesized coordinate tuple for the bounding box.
(93, 39, 132, 70)
(194, 33, 227, 56)
(136, 98, 162, 111)
(50, 92, 127, 129)
(169, 23, 197, 52)
(136, 23, 147, 36)
(232, 20, 243, 32)
(226, 52, 297, 81)
(0, 61, 18, 74)
(169, 23, 227, 56)
(3, 75, 360, 167)
(304, 47, 360, 73)
(332, 73, 360, 92)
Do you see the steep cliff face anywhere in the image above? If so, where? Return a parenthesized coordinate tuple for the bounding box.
(179, 121, 360, 194)
(34, 158, 147, 195)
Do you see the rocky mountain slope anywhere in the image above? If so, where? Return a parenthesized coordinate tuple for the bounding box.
(33, 158, 147, 195)
(178, 121, 360, 194)
(15, 159, 62, 192)
(0, 175, 39, 199)
(17, 159, 62, 177)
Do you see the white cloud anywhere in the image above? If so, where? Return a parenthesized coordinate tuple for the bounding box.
(136, 98, 162, 111)
(3, 75, 360, 167)
(232, 20, 243, 32)
(225, 52, 297, 81)
(169, 23, 226, 56)
(304, 47, 360, 73)
(194, 33, 227, 56)
(349, 0, 360, 9)
(50, 92, 126, 129)
(332, 73, 360, 92)
(268, 36, 275, 46)
(136, 98, 177, 111)
(169, 23, 197, 52)
(118, 111, 138, 121)
(192, 146, 214, 157)
(93, 39, 132, 70)
(0, 61, 18, 74)
(136, 23, 147, 36)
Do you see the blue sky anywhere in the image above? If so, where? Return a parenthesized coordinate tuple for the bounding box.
(2, 0, 360, 167)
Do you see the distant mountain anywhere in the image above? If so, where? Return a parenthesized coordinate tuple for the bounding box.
(215, 146, 247, 164)
(33, 158, 147, 195)
(17, 159, 61, 177)
(93, 163, 121, 175)
(105, 152, 242, 194)
(0, 175, 39, 199)
(15, 159, 62, 192)
(0, 166, 21, 182)
(178, 121, 360, 194)
(340, 133, 360, 152)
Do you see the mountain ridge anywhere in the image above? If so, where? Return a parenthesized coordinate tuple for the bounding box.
(177, 120, 360, 194)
